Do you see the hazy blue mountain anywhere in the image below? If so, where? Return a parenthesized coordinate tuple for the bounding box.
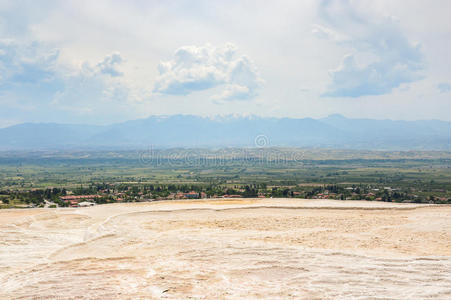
(320, 114, 451, 149)
(0, 123, 105, 150)
(0, 115, 450, 150)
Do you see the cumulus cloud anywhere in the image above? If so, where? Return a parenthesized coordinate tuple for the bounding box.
(51, 54, 129, 112)
(96, 52, 123, 77)
(317, 0, 424, 98)
(0, 40, 129, 114)
(153, 43, 263, 101)
(0, 40, 59, 85)
(0, 40, 63, 104)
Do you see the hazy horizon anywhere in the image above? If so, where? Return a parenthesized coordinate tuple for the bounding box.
(3, 113, 451, 129)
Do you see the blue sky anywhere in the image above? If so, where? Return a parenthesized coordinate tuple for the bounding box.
(0, 0, 450, 127)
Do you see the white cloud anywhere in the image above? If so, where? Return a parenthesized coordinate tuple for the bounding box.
(317, 0, 424, 98)
(96, 52, 123, 77)
(0, 39, 134, 123)
(212, 84, 250, 102)
(50, 52, 130, 114)
(153, 43, 263, 100)
(0, 39, 59, 86)
(1, 1, 451, 122)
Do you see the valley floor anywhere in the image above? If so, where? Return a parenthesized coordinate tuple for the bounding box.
(0, 199, 450, 299)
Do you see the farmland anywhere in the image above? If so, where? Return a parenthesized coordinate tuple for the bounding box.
(1, 148, 450, 208)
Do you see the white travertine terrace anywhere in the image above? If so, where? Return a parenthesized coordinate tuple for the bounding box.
(0, 199, 450, 299)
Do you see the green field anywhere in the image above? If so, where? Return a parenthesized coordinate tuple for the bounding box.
(1, 148, 450, 207)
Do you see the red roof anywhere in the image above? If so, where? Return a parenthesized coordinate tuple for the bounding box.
(61, 195, 101, 200)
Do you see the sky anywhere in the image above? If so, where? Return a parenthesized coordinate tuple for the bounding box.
(0, 0, 450, 127)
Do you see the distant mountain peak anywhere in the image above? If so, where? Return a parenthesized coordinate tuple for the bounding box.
(324, 114, 346, 119)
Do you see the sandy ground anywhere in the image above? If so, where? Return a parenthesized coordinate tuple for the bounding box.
(0, 198, 450, 299)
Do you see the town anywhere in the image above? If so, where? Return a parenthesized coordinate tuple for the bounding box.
(1, 182, 449, 209)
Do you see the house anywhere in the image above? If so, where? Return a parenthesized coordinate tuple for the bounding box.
(78, 201, 95, 207)
(60, 195, 101, 206)
(184, 192, 199, 199)
(175, 192, 185, 199)
(60, 195, 101, 202)
(174, 191, 200, 199)
(223, 194, 243, 198)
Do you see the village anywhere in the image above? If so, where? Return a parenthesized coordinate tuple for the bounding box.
(58, 190, 256, 207)
(2, 182, 448, 209)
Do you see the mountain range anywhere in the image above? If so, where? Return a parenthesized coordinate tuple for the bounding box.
(1, 114, 450, 150)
